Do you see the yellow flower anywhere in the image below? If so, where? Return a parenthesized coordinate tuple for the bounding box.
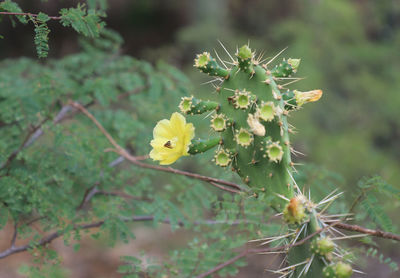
(149, 112, 195, 165)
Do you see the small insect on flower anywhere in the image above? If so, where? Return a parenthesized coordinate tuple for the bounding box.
(149, 112, 195, 165)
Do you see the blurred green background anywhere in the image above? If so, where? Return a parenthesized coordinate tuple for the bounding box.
(0, 0, 399, 277)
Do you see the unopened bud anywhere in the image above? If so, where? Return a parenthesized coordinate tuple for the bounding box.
(294, 89, 323, 106)
(283, 196, 306, 224)
(287, 58, 301, 72)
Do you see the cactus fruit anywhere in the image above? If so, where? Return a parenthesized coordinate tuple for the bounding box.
(283, 196, 307, 224)
(310, 237, 335, 258)
(323, 262, 353, 278)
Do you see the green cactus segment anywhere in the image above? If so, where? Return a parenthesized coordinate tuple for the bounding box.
(211, 61, 293, 209)
(271, 58, 300, 77)
(194, 52, 230, 78)
(179, 96, 219, 115)
(236, 45, 254, 73)
(283, 90, 323, 110)
(188, 137, 220, 155)
(288, 210, 327, 277)
(193, 45, 328, 277)
(323, 262, 353, 278)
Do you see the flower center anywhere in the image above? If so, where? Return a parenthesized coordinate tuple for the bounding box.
(164, 137, 178, 149)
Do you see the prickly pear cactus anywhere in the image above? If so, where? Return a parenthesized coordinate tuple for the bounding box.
(189, 46, 322, 209)
(150, 43, 353, 277)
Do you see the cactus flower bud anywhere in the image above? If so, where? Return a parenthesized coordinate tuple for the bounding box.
(294, 90, 323, 106)
(323, 262, 353, 278)
(287, 58, 301, 73)
(236, 45, 252, 60)
(311, 237, 335, 257)
(283, 196, 306, 224)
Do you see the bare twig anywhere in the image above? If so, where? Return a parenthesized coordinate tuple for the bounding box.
(68, 101, 244, 193)
(0, 12, 62, 20)
(331, 222, 400, 242)
(0, 118, 48, 170)
(11, 222, 18, 248)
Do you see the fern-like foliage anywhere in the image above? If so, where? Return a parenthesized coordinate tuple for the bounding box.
(366, 248, 399, 273)
(0, 0, 28, 24)
(0, 1, 105, 58)
(60, 4, 104, 38)
(353, 176, 399, 232)
(32, 13, 50, 58)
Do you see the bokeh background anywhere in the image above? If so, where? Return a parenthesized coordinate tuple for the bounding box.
(0, 0, 399, 277)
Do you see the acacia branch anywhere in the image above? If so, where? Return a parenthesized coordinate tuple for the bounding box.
(68, 101, 243, 193)
(0, 118, 48, 171)
(0, 12, 61, 20)
(332, 222, 400, 242)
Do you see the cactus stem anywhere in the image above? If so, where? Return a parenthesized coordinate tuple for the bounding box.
(194, 52, 230, 78)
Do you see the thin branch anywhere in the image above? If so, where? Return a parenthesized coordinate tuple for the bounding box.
(0, 12, 62, 20)
(0, 118, 48, 170)
(11, 222, 18, 248)
(332, 222, 400, 242)
(0, 216, 245, 259)
(68, 101, 244, 193)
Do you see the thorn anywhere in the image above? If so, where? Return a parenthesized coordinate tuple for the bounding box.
(266, 47, 288, 66)
(214, 49, 228, 69)
(218, 40, 235, 62)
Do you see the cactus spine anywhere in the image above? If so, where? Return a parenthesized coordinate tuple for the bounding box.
(182, 44, 352, 277)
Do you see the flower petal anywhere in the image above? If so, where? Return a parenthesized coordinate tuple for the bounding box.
(153, 119, 174, 138)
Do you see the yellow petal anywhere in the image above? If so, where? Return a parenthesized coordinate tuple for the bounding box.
(170, 112, 186, 135)
(153, 119, 174, 139)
